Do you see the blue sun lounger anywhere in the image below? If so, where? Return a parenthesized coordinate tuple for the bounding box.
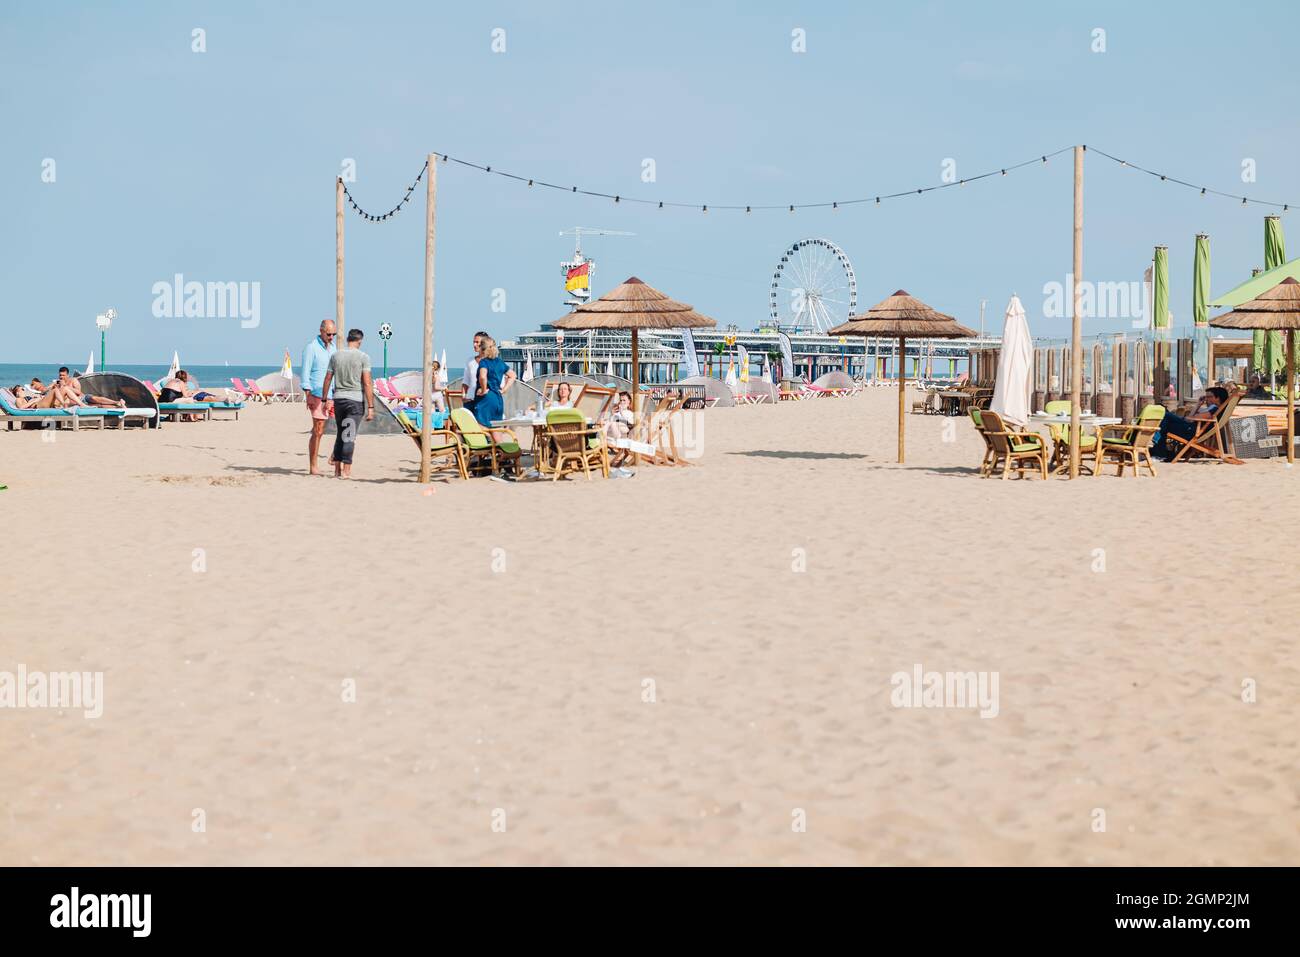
(0, 388, 125, 431)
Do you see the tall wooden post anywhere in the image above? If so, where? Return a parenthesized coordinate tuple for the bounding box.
(419, 154, 437, 482)
(335, 178, 345, 328)
(631, 329, 640, 418)
(1069, 145, 1084, 478)
(897, 336, 907, 463)
(1287, 328, 1296, 465)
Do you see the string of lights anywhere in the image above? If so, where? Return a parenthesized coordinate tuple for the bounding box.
(339, 144, 1299, 222)
(339, 160, 428, 221)
(1088, 147, 1292, 211)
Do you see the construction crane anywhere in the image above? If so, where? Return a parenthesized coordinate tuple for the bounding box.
(559, 227, 635, 306)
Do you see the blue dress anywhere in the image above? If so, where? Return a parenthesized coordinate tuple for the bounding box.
(473, 356, 506, 426)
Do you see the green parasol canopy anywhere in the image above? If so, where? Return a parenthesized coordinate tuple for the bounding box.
(1152, 246, 1170, 332)
(1259, 216, 1287, 375)
(1192, 235, 1210, 327)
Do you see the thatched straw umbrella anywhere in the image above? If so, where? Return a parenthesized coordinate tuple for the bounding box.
(553, 277, 716, 418)
(1210, 276, 1300, 464)
(829, 291, 975, 462)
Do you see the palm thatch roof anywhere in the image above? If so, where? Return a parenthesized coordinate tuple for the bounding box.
(827, 290, 975, 339)
(1209, 276, 1300, 330)
(552, 277, 716, 330)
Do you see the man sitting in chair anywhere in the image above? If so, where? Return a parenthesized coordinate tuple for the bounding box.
(1151, 386, 1228, 462)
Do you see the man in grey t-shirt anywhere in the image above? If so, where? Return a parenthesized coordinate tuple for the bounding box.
(320, 328, 374, 479)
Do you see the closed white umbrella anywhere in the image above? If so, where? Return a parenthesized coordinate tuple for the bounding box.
(84, 350, 94, 375)
(990, 295, 1032, 427)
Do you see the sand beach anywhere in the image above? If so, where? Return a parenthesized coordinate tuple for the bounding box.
(3, 389, 1297, 866)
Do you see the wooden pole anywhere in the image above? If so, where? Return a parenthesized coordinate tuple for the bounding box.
(631, 328, 640, 419)
(897, 336, 906, 463)
(335, 178, 345, 329)
(418, 154, 436, 483)
(1069, 145, 1084, 478)
(1287, 328, 1295, 465)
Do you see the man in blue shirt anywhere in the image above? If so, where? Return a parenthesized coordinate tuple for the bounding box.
(301, 319, 337, 474)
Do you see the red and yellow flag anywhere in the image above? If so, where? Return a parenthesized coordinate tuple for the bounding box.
(564, 262, 590, 291)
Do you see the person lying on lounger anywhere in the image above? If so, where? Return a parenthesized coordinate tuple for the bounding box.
(33, 368, 111, 408)
(158, 370, 208, 420)
(1150, 386, 1228, 461)
(9, 385, 39, 409)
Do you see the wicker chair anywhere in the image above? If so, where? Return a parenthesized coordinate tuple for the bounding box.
(980, 410, 1048, 480)
(449, 408, 521, 476)
(539, 408, 609, 481)
(394, 410, 467, 480)
(1094, 404, 1165, 478)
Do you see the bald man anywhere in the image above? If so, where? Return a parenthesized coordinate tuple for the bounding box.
(301, 319, 338, 474)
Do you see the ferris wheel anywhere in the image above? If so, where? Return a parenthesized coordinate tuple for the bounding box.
(769, 238, 857, 334)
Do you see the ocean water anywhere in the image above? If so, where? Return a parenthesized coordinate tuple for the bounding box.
(0, 363, 460, 390)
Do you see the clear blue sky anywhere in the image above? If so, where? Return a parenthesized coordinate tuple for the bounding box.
(3, 0, 1299, 366)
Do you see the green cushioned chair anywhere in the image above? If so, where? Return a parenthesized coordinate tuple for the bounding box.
(1095, 404, 1165, 477)
(449, 408, 521, 476)
(541, 408, 609, 481)
(979, 409, 1048, 480)
(395, 409, 467, 480)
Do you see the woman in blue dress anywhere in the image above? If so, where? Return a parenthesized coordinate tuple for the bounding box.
(472, 337, 515, 426)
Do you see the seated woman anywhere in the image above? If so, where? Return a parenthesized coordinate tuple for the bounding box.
(1151, 386, 1228, 461)
(549, 381, 575, 409)
(601, 391, 635, 443)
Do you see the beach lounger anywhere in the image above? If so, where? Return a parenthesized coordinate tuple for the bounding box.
(158, 401, 212, 422)
(448, 408, 522, 476)
(1167, 392, 1244, 465)
(0, 388, 124, 431)
(205, 401, 244, 421)
(980, 410, 1048, 480)
(393, 409, 467, 480)
(1094, 404, 1165, 478)
(573, 385, 616, 423)
(540, 408, 609, 481)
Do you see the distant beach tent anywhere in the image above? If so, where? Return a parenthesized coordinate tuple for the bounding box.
(990, 295, 1032, 427)
(552, 276, 716, 416)
(676, 374, 735, 407)
(829, 290, 975, 462)
(812, 370, 854, 391)
(254, 370, 301, 397)
(738, 377, 778, 402)
(1210, 276, 1300, 464)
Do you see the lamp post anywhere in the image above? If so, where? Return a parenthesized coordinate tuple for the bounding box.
(378, 323, 393, 379)
(839, 335, 847, 372)
(95, 309, 116, 370)
(555, 329, 565, 375)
